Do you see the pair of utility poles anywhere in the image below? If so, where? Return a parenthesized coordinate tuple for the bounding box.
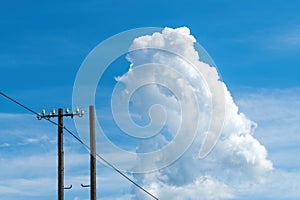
(38, 105, 96, 200)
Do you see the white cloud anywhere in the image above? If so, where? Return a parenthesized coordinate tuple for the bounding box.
(0, 177, 56, 197)
(234, 88, 300, 168)
(115, 27, 274, 199)
(276, 25, 300, 48)
(133, 175, 234, 200)
(232, 170, 300, 199)
(257, 24, 300, 50)
(0, 142, 10, 147)
(0, 152, 132, 199)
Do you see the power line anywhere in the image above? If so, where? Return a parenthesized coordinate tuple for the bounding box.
(0, 91, 39, 115)
(0, 91, 159, 200)
(63, 126, 159, 200)
(0, 91, 63, 128)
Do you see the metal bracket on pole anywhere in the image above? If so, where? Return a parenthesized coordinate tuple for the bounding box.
(81, 183, 90, 188)
(64, 185, 73, 190)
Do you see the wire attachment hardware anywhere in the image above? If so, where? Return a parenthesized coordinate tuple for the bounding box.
(81, 183, 90, 188)
(64, 185, 72, 190)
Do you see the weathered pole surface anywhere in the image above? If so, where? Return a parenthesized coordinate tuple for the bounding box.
(58, 108, 64, 200)
(89, 105, 96, 200)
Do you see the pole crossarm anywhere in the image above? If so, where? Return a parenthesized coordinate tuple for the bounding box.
(37, 108, 84, 120)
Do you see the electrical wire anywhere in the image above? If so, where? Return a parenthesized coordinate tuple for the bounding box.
(63, 126, 159, 200)
(0, 91, 61, 130)
(0, 91, 39, 115)
(0, 91, 159, 200)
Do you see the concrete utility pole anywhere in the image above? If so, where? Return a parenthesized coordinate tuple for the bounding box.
(89, 105, 96, 200)
(37, 107, 84, 200)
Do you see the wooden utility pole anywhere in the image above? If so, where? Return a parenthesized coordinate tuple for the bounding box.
(37, 107, 84, 200)
(89, 105, 96, 200)
(58, 108, 64, 200)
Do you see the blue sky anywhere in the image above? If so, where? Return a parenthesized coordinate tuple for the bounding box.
(1, 1, 300, 199)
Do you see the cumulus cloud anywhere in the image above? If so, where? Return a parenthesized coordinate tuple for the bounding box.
(116, 27, 273, 199)
(133, 174, 234, 200)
